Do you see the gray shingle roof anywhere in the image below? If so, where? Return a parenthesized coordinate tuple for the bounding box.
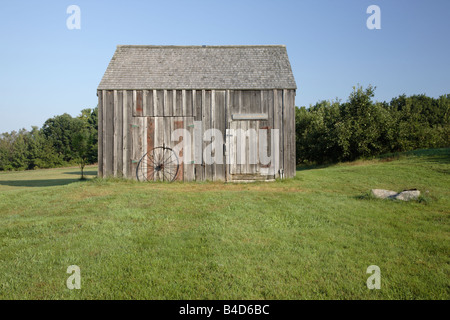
(98, 45, 297, 90)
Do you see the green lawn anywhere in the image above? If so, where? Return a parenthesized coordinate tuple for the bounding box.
(0, 149, 449, 299)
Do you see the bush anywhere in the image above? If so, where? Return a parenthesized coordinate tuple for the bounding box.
(296, 86, 450, 164)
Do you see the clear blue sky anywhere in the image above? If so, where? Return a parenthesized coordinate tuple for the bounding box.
(0, 0, 449, 133)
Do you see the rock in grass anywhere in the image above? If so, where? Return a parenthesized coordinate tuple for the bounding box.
(395, 189, 421, 201)
(370, 188, 421, 201)
(370, 189, 398, 199)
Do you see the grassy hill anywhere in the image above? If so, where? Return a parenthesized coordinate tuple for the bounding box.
(0, 149, 448, 299)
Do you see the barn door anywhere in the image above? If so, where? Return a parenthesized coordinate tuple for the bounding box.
(226, 119, 276, 181)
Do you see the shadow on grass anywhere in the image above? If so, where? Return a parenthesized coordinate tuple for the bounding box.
(63, 170, 97, 176)
(296, 148, 450, 172)
(296, 164, 332, 172)
(378, 148, 450, 164)
(0, 178, 90, 188)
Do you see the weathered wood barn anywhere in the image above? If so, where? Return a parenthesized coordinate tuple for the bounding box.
(97, 45, 297, 182)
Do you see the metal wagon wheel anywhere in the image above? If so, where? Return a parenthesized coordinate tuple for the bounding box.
(136, 146, 179, 182)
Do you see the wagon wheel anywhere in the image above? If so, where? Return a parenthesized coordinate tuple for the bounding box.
(136, 146, 179, 182)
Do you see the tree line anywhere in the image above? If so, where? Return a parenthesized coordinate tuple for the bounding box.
(0, 109, 98, 176)
(296, 86, 449, 164)
(1, 85, 449, 173)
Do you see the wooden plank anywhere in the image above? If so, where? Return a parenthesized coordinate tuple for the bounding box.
(147, 117, 155, 181)
(142, 115, 147, 171)
(194, 90, 203, 181)
(163, 115, 171, 149)
(252, 90, 262, 113)
(210, 90, 216, 180)
(136, 117, 147, 178)
(153, 90, 158, 117)
(185, 90, 193, 117)
(273, 90, 281, 178)
(229, 121, 237, 176)
(249, 120, 258, 175)
(142, 90, 147, 117)
(164, 90, 173, 117)
(268, 90, 275, 177)
(292, 90, 297, 177)
(130, 117, 137, 180)
(192, 90, 197, 118)
(285, 90, 292, 178)
(132, 90, 136, 117)
(182, 117, 195, 182)
(153, 117, 164, 181)
(122, 90, 128, 177)
(193, 119, 203, 181)
(145, 89, 154, 117)
(105, 90, 114, 177)
(203, 90, 212, 180)
(241, 93, 251, 175)
(232, 90, 241, 114)
(244, 121, 251, 175)
(214, 90, 226, 181)
(156, 90, 164, 116)
(182, 90, 187, 117)
(102, 90, 107, 178)
(237, 91, 244, 175)
(117, 90, 123, 177)
(172, 118, 184, 181)
(113, 90, 118, 177)
(126, 91, 133, 178)
(172, 90, 177, 117)
(229, 91, 241, 176)
(97, 90, 103, 178)
(140, 117, 145, 172)
(286, 90, 296, 178)
(282, 90, 288, 178)
(278, 90, 284, 178)
(175, 90, 183, 116)
(194, 90, 202, 122)
(232, 113, 268, 120)
(163, 90, 170, 117)
(259, 91, 268, 176)
(242, 91, 251, 114)
(225, 90, 231, 181)
(136, 90, 143, 117)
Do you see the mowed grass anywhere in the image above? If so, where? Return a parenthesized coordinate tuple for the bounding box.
(0, 149, 448, 300)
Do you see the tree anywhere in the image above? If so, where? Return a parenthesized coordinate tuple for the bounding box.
(295, 86, 449, 164)
(71, 127, 92, 179)
(42, 113, 84, 162)
(26, 127, 64, 169)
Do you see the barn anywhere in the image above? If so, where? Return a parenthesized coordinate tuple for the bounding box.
(97, 45, 297, 182)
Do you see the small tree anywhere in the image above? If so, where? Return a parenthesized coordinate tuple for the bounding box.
(72, 127, 92, 179)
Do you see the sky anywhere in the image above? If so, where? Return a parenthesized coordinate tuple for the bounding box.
(0, 0, 449, 133)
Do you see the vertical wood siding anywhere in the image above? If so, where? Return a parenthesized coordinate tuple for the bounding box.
(98, 89, 295, 181)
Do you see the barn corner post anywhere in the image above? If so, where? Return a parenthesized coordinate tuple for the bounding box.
(97, 45, 297, 182)
(97, 89, 103, 178)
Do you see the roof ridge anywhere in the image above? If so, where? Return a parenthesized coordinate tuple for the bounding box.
(116, 44, 286, 49)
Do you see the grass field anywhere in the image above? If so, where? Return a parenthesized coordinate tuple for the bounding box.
(0, 149, 449, 299)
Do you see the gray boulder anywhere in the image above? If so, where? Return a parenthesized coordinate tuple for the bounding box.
(395, 190, 421, 201)
(370, 189, 398, 199)
(370, 189, 421, 201)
